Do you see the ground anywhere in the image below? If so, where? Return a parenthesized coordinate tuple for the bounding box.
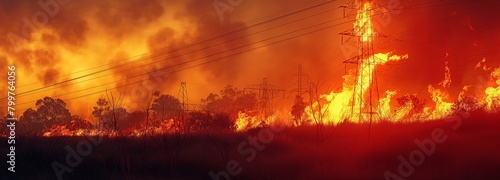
(1, 111, 500, 180)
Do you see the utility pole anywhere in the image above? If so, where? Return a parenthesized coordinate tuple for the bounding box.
(245, 78, 286, 117)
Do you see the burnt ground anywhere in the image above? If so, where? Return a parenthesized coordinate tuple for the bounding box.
(1, 111, 500, 180)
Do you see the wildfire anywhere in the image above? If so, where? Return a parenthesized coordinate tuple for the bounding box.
(236, 111, 292, 132)
(35, 1, 500, 137)
(355, 2, 375, 42)
(303, 1, 410, 125)
(425, 85, 454, 120)
(236, 112, 261, 131)
(484, 67, 500, 112)
(42, 120, 99, 137)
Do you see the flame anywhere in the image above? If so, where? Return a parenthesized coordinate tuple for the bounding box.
(304, 1, 409, 125)
(235, 111, 293, 132)
(42, 119, 98, 137)
(379, 90, 397, 120)
(393, 100, 413, 122)
(129, 118, 177, 137)
(34, 1, 500, 136)
(476, 58, 493, 71)
(355, 2, 375, 42)
(236, 111, 260, 131)
(43, 124, 72, 137)
(425, 85, 454, 119)
(439, 61, 452, 88)
(484, 67, 500, 112)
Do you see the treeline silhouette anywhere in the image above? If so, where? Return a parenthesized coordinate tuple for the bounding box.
(3, 84, 258, 136)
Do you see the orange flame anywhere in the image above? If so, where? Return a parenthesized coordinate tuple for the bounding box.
(38, 2, 500, 136)
(484, 67, 500, 112)
(355, 2, 375, 42)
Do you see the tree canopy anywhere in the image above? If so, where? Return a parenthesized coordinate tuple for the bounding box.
(202, 84, 257, 116)
(151, 94, 181, 121)
(20, 97, 72, 135)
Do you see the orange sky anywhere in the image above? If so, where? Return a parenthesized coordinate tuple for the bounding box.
(1, 0, 499, 118)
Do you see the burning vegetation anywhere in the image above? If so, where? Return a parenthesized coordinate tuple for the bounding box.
(1, 1, 500, 180)
(1, 1, 498, 138)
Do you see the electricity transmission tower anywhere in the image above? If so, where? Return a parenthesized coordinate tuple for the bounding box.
(290, 64, 310, 98)
(177, 82, 188, 133)
(245, 78, 286, 117)
(290, 64, 311, 125)
(340, 0, 384, 124)
(178, 82, 188, 113)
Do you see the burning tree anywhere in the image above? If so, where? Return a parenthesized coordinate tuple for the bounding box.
(20, 97, 72, 135)
(454, 96, 480, 113)
(395, 94, 426, 121)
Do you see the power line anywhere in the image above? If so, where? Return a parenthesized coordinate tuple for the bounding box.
(3, 0, 474, 112)
(15, 0, 338, 90)
(7, 19, 355, 112)
(1, 0, 342, 102)
(9, 0, 423, 96)
(2, 0, 463, 111)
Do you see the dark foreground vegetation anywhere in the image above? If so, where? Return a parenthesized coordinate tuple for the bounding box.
(2, 111, 500, 180)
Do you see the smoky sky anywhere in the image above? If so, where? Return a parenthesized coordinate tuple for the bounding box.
(1, 0, 499, 115)
(378, 0, 500, 99)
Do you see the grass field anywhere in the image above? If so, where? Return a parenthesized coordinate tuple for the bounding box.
(2, 111, 500, 180)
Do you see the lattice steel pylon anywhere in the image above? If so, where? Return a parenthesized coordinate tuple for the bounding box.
(245, 78, 285, 117)
(178, 82, 188, 113)
(290, 64, 310, 98)
(340, 0, 384, 124)
(177, 82, 188, 133)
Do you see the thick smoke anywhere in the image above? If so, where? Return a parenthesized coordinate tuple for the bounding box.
(379, 0, 500, 99)
(1, 0, 499, 117)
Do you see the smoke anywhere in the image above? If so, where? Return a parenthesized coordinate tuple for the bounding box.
(1, 0, 499, 117)
(377, 0, 500, 99)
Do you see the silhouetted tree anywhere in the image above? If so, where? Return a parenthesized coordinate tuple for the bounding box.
(151, 94, 181, 121)
(212, 113, 235, 132)
(112, 107, 129, 130)
(66, 115, 94, 130)
(203, 93, 223, 112)
(187, 111, 212, 132)
(92, 98, 111, 129)
(291, 95, 306, 126)
(125, 110, 147, 129)
(20, 97, 72, 135)
(233, 93, 258, 114)
(202, 85, 257, 117)
(92, 98, 128, 131)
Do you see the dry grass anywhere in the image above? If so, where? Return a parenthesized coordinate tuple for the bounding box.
(1, 111, 500, 179)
